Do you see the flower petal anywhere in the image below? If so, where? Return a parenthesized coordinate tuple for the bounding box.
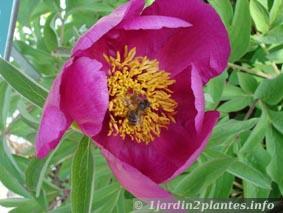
(119, 15, 191, 30)
(165, 111, 220, 181)
(94, 67, 206, 184)
(143, 0, 230, 83)
(36, 60, 73, 159)
(95, 118, 191, 183)
(61, 57, 109, 137)
(98, 143, 173, 200)
(72, 0, 145, 55)
(172, 65, 204, 132)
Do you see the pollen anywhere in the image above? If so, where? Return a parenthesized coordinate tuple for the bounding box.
(104, 46, 177, 144)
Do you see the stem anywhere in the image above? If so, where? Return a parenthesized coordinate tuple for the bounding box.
(244, 100, 257, 120)
(58, 8, 65, 47)
(228, 63, 272, 79)
(259, 43, 281, 75)
(271, 62, 281, 75)
(224, 100, 258, 152)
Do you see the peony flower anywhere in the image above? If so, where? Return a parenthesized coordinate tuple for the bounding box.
(36, 0, 230, 200)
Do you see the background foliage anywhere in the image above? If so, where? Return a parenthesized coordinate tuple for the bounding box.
(0, 0, 283, 212)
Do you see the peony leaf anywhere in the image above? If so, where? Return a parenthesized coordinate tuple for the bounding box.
(255, 25, 283, 45)
(228, 161, 271, 189)
(173, 158, 235, 196)
(0, 162, 31, 198)
(250, 0, 270, 33)
(209, 118, 258, 143)
(229, 0, 251, 62)
(267, 110, 283, 135)
(43, 13, 59, 52)
(237, 72, 258, 94)
(255, 73, 283, 105)
(218, 96, 253, 113)
(270, 0, 283, 25)
(71, 137, 95, 213)
(208, 0, 233, 28)
(239, 112, 269, 155)
(266, 127, 283, 194)
(0, 82, 11, 130)
(0, 58, 48, 108)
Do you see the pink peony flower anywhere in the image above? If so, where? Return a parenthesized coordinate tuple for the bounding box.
(36, 0, 230, 200)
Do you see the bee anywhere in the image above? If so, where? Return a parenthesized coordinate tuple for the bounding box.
(127, 99, 150, 125)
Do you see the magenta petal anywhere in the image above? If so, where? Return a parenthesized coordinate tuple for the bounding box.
(144, 0, 230, 83)
(36, 61, 73, 159)
(119, 15, 191, 30)
(72, 0, 144, 55)
(98, 143, 173, 200)
(61, 57, 109, 137)
(95, 120, 190, 183)
(94, 66, 207, 184)
(173, 65, 204, 132)
(165, 111, 220, 182)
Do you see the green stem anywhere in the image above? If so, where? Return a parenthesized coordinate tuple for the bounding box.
(228, 63, 272, 79)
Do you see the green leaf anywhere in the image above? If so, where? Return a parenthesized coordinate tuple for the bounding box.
(31, 0, 59, 19)
(25, 149, 56, 197)
(44, 14, 59, 52)
(14, 41, 57, 76)
(25, 158, 46, 191)
(237, 72, 258, 94)
(115, 190, 129, 213)
(270, 0, 283, 25)
(71, 137, 95, 213)
(206, 71, 227, 103)
(266, 127, 283, 194)
(267, 48, 283, 63)
(228, 161, 271, 189)
(0, 82, 11, 129)
(0, 58, 48, 108)
(208, 0, 233, 27)
(218, 96, 253, 113)
(268, 110, 283, 135)
(256, 25, 283, 45)
(205, 149, 271, 189)
(67, 4, 113, 15)
(239, 112, 268, 154)
(14, 41, 55, 64)
(243, 181, 270, 198)
(0, 139, 25, 184)
(95, 192, 122, 213)
(210, 118, 258, 143)
(17, 101, 39, 129)
(12, 46, 41, 80)
(0, 198, 31, 208)
(229, 0, 251, 62)
(213, 173, 234, 198)
(17, 0, 41, 25)
(255, 73, 283, 105)
(250, 0, 270, 33)
(93, 183, 120, 208)
(66, 0, 114, 13)
(222, 84, 247, 100)
(0, 163, 30, 197)
(173, 158, 235, 196)
(8, 199, 44, 213)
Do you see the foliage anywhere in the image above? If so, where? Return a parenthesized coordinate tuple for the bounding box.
(0, 0, 283, 212)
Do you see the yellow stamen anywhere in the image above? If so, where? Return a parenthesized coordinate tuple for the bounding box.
(105, 46, 177, 144)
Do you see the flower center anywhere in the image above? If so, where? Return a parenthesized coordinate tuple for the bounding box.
(104, 46, 177, 144)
